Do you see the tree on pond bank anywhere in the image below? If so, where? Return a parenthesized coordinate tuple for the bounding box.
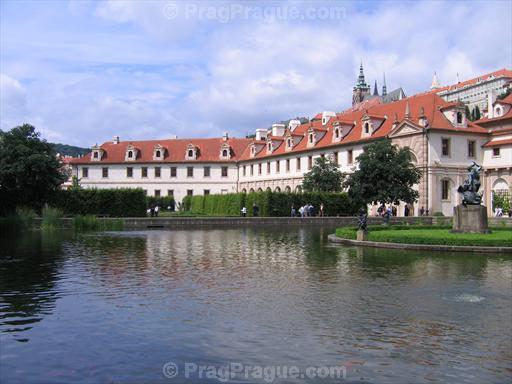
(345, 139, 421, 207)
(0, 124, 66, 214)
(302, 156, 346, 193)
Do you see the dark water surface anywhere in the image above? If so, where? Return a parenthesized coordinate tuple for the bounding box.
(0, 227, 511, 383)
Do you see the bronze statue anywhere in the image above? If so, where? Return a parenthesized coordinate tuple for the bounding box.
(357, 207, 368, 231)
(457, 162, 483, 206)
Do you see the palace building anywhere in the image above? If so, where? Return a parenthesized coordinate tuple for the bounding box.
(70, 68, 512, 216)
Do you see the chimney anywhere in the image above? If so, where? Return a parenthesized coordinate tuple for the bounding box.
(255, 129, 267, 141)
(487, 91, 495, 119)
(271, 123, 286, 137)
(222, 132, 229, 141)
(113, 136, 120, 144)
(288, 119, 301, 131)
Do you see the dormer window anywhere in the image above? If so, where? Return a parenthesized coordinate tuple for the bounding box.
(364, 122, 370, 134)
(185, 144, 197, 160)
(219, 143, 231, 159)
(251, 146, 256, 156)
(267, 142, 273, 153)
(286, 138, 293, 149)
(91, 145, 104, 161)
(456, 112, 463, 124)
(334, 127, 340, 139)
(309, 133, 314, 144)
(125, 145, 138, 161)
(495, 106, 502, 117)
(153, 144, 165, 160)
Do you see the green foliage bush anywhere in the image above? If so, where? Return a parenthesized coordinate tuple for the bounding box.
(184, 191, 358, 217)
(41, 206, 63, 231)
(51, 188, 146, 217)
(73, 215, 124, 231)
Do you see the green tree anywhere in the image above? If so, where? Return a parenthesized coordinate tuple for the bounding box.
(0, 124, 66, 214)
(346, 139, 421, 206)
(302, 156, 345, 192)
(465, 105, 472, 121)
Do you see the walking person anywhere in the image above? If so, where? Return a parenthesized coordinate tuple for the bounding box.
(154, 205, 159, 217)
(241, 206, 247, 217)
(291, 205, 296, 217)
(319, 203, 325, 217)
(252, 202, 259, 217)
(404, 204, 410, 217)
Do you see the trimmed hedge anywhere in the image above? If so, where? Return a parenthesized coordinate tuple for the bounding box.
(335, 225, 512, 247)
(183, 191, 359, 217)
(51, 188, 146, 217)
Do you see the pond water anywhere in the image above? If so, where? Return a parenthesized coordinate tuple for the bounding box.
(0, 227, 511, 383)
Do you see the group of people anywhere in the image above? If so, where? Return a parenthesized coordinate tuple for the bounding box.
(377, 203, 416, 218)
(291, 203, 325, 217)
(147, 205, 160, 217)
(494, 207, 512, 217)
(240, 203, 259, 217)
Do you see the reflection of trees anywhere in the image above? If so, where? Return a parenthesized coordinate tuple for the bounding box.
(0, 231, 66, 336)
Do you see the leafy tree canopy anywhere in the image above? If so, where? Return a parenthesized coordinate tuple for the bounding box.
(346, 139, 421, 206)
(302, 156, 345, 192)
(0, 124, 66, 214)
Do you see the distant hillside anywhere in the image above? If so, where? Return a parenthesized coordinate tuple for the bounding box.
(51, 143, 90, 157)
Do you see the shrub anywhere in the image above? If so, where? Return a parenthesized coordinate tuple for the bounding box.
(51, 188, 146, 217)
(73, 215, 124, 231)
(183, 191, 358, 217)
(41, 205, 63, 230)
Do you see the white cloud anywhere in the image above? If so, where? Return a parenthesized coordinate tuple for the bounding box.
(0, 0, 510, 144)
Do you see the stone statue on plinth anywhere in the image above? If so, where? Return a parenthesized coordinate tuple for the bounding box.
(457, 162, 483, 206)
(453, 162, 489, 233)
(357, 207, 368, 241)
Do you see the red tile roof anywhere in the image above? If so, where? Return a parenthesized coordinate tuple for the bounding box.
(483, 138, 512, 147)
(239, 92, 489, 161)
(70, 137, 252, 164)
(434, 68, 512, 94)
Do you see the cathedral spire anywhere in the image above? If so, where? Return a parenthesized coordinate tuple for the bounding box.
(382, 72, 387, 96)
(356, 60, 368, 88)
(373, 80, 379, 96)
(431, 71, 440, 90)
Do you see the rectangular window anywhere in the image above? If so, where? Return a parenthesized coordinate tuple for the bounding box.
(154, 167, 161, 178)
(126, 167, 133, 178)
(442, 179, 450, 200)
(333, 152, 339, 164)
(348, 150, 353, 165)
(296, 157, 301, 171)
(187, 189, 193, 196)
(243, 166, 246, 177)
(142, 167, 148, 178)
(102, 167, 108, 178)
(204, 189, 210, 195)
(493, 147, 500, 157)
(276, 160, 280, 173)
(258, 163, 262, 175)
(167, 189, 174, 196)
(187, 166, 193, 177)
(250, 164, 254, 176)
(143, 189, 147, 196)
(267, 162, 271, 174)
(467, 140, 475, 158)
(308, 156, 313, 170)
(204, 166, 211, 177)
(82, 167, 88, 178)
(155, 189, 161, 197)
(286, 159, 290, 172)
(442, 138, 450, 156)
(221, 166, 228, 177)
(170, 166, 177, 177)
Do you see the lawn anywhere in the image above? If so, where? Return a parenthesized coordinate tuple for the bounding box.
(335, 225, 512, 247)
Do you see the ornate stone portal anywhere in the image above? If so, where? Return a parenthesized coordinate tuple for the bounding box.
(452, 162, 490, 233)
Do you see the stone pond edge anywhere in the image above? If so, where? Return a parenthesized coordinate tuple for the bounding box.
(327, 234, 512, 253)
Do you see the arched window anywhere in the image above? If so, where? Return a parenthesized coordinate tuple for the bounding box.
(275, 186, 281, 192)
(334, 127, 340, 139)
(268, 142, 272, 151)
(222, 149, 228, 157)
(309, 133, 314, 143)
(285, 186, 291, 193)
(155, 150, 161, 158)
(93, 152, 99, 159)
(188, 149, 193, 158)
(364, 122, 370, 134)
(287, 138, 292, 148)
(456, 112, 463, 124)
(128, 151, 133, 158)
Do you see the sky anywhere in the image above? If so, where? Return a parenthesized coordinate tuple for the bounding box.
(1, 0, 511, 146)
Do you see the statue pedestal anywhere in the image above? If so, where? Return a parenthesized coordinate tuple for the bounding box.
(357, 230, 368, 241)
(452, 205, 489, 233)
